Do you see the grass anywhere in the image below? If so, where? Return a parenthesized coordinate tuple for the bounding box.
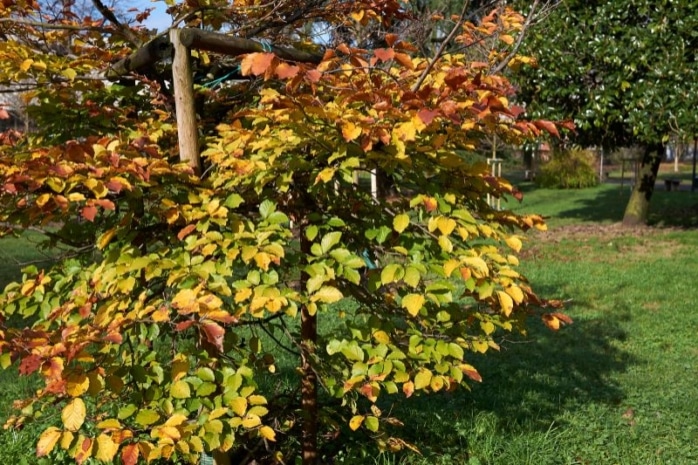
(1, 185, 698, 464)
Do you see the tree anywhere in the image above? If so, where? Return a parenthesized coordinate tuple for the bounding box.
(0, 1, 567, 464)
(515, 0, 698, 225)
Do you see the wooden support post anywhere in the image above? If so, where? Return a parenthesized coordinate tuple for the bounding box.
(170, 28, 201, 175)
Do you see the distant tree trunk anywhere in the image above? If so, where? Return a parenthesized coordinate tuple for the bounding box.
(622, 143, 663, 226)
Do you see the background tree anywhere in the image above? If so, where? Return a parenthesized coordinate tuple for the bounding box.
(515, 0, 698, 225)
(0, 1, 567, 464)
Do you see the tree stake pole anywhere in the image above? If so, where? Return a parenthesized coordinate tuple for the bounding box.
(170, 28, 201, 175)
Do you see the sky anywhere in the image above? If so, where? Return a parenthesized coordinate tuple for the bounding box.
(131, 0, 171, 32)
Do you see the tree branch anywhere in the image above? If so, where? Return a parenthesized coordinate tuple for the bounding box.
(90, 0, 141, 46)
(411, 0, 471, 93)
(490, 0, 542, 75)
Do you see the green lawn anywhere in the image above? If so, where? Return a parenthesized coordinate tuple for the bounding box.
(1, 186, 697, 464)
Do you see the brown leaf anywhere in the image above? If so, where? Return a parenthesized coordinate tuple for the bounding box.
(200, 321, 225, 354)
(417, 108, 439, 125)
(533, 120, 560, 138)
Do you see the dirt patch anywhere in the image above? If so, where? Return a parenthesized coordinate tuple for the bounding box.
(522, 223, 685, 263)
(532, 223, 666, 243)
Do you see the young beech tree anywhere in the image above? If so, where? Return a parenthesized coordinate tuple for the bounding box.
(0, 1, 568, 464)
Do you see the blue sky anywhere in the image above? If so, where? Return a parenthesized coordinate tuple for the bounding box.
(131, 0, 171, 32)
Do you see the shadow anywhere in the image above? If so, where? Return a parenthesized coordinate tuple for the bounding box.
(514, 181, 698, 227)
(383, 289, 635, 461)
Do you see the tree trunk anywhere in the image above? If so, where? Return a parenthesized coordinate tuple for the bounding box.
(299, 225, 318, 465)
(622, 143, 663, 226)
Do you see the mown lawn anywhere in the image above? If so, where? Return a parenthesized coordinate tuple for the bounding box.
(1, 184, 697, 464)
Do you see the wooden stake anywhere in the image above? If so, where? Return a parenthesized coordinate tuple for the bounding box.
(170, 28, 201, 175)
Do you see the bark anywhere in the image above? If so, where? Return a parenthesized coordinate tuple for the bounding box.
(170, 29, 201, 175)
(299, 222, 318, 465)
(622, 143, 663, 226)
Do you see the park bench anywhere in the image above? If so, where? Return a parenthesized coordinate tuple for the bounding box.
(664, 179, 681, 191)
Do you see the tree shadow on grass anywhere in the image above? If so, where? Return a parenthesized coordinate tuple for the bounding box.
(388, 290, 635, 461)
(516, 182, 698, 227)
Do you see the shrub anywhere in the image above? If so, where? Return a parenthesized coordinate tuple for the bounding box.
(536, 148, 599, 188)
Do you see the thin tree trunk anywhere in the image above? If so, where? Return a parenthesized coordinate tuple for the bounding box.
(622, 143, 663, 226)
(299, 224, 318, 465)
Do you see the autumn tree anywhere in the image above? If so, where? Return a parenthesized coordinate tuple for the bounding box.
(0, 1, 567, 464)
(515, 0, 698, 225)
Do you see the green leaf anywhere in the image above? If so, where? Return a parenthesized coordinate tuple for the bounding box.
(305, 225, 319, 241)
(381, 263, 403, 285)
(448, 343, 464, 361)
(135, 409, 160, 426)
(170, 380, 191, 399)
(259, 200, 275, 219)
(326, 339, 344, 356)
(364, 415, 380, 432)
(321, 231, 342, 254)
(414, 369, 432, 390)
(403, 266, 421, 288)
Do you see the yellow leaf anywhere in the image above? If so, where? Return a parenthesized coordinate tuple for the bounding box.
(20, 58, 33, 72)
(393, 213, 410, 233)
(62, 68, 77, 81)
(96, 419, 121, 430)
(437, 217, 457, 235)
(315, 167, 336, 184)
(65, 372, 90, 397)
(164, 413, 188, 427)
(97, 228, 117, 250)
(373, 330, 390, 344)
(61, 398, 86, 432)
(95, 433, 118, 462)
(170, 380, 191, 399)
(37, 427, 62, 457)
(311, 286, 343, 304)
(505, 235, 522, 252)
(172, 288, 199, 314)
(496, 290, 514, 317)
(504, 285, 524, 304)
(480, 320, 495, 335)
(235, 287, 252, 303)
(341, 121, 362, 141)
(472, 340, 489, 353)
(259, 425, 276, 441)
(248, 395, 267, 405)
(242, 414, 262, 428)
(463, 256, 489, 278)
(230, 397, 248, 416)
(500, 34, 515, 45)
(349, 415, 364, 431)
(401, 293, 425, 317)
(393, 120, 417, 142)
(437, 235, 453, 253)
(60, 431, 74, 450)
(171, 355, 188, 381)
(443, 259, 460, 277)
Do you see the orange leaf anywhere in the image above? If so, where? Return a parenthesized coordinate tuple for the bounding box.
(81, 205, 97, 222)
(394, 52, 414, 70)
(37, 427, 62, 457)
(305, 69, 322, 83)
(373, 48, 395, 63)
(402, 381, 414, 398)
(533, 120, 560, 138)
(177, 224, 196, 241)
(240, 52, 275, 76)
(275, 62, 300, 79)
(385, 34, 399, 47)
(417, 108, 439, 125)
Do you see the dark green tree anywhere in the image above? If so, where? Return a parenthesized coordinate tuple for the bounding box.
(516, 0, 698, 225)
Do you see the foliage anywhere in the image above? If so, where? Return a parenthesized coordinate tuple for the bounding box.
(536, 148, 599, 189)
(0, 1, 567, 464)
